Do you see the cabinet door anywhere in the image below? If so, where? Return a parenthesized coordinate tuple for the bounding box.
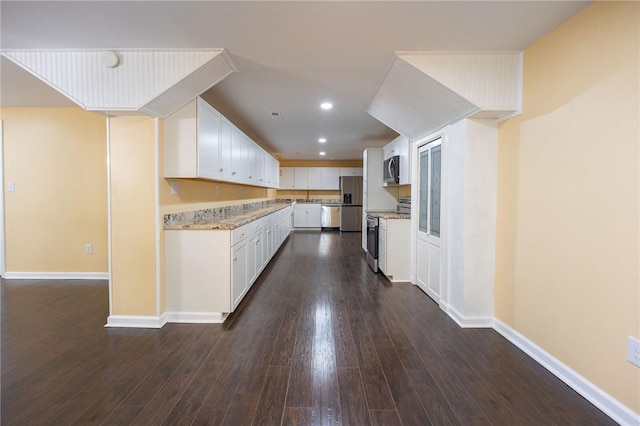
(244, 135, 256, 184)
(293, 204, 307, 227)
(379, 225, 387, 273)
(196, 98, 221, 179)
(249, 233, 264, 283)
(163, 100, 197, 178)
(307, 168, 322, 189)
(230, 127, 244, 182)
(294, 168, 308, 189)
(383, 140, 395, 162)
(269, 157, 280, 188)
(279, 168, 295, 189)
(307, 204, 322, 227)
(232, 242, 248, 311)
(219, 118, 233, 180)
(263, 227, 272, 265)
(253, 148, 265, 186)
(247, 234, 258, 285)
(397, 135, 410, 185)
(339, 167, 352, 176)
(321, 167, 340, 189)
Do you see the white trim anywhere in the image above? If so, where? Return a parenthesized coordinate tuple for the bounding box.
(443, 304, 493, 328)
(105, 315, 165, 329)
(154, 117, 162, 317)
(164, 311, 227, 324)
(0, 120, 5, 276)
(493, 319, 640, 426)
(4, 271, 109, 280)
(106, 117, 113, 316)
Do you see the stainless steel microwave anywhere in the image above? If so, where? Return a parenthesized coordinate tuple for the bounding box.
(383, 155, 400, 184)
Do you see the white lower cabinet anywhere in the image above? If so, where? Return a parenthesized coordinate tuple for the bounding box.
(232, 241, 248, 310)
(293, 203, 322, 228)
(165, 206, 292, 322)
(378, 218, 410, 282)
(379, 219, 387, 273)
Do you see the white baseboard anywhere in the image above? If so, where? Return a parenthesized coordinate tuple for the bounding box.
(4, 271, 109, 280)
(444, 304, 493, 328)
(493, 319, 640, 426)
(105, 315, 164, 329)
(164, 311, 226, 324)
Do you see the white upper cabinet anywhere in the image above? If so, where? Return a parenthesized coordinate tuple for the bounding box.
(294, 168, 308, 189)
(164, 96, 279, 188)
(196, 98, 221, 179)
(307, 168, 322, 189)
(320, 167, 340, 190)
(230, 127, 245, 182)
(219, 118, 233, 180)
(339, 167, 363, 176)
(383, 135, 410, 185)
(280, 167, 295, 189)
(279, 166, 359, 189)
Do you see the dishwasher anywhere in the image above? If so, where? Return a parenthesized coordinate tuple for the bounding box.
(321, 204, 341, 229)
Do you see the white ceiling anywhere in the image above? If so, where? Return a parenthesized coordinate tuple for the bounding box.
(0, 1, 589, 160)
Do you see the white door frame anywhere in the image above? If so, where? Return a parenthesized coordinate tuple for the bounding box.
(0, 120, 5, 277)
(411, 128, 450, 311)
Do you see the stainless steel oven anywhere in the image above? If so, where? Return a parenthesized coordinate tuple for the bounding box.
(366, 214, 379, 272)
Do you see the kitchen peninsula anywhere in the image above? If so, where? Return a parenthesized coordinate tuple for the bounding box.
(164, 200, 293, 323)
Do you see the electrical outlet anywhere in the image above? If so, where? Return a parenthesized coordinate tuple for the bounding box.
(628, 336, 640, 367)
(85, 244, 93, 255)
(170, 181, 179, 195)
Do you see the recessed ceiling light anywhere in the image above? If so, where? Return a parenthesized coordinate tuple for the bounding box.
(319, 151, 326, 156)
(320, 102, 333, 110)
(318, 138, 327, 143)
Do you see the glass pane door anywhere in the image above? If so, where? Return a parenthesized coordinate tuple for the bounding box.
(430, 145, 441, 237)
(419, 149, 429, 233)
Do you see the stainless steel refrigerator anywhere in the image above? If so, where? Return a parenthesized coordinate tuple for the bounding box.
(340, 176, 363, 232)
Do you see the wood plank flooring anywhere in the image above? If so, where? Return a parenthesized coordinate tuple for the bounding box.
(1, 231, 615, 425)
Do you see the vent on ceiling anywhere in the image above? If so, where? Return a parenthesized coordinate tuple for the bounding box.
(269, 111, 283, 119)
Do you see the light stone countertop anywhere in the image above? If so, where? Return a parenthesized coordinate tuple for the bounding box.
(366, 210, 411, 220)
(164, 201, 293, 231)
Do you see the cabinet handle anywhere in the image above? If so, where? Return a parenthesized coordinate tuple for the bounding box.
(219, 168, 224, 172)
(240, 232, 245, 237)
(249, 176, 252, 179)
(233, 257, 237, 262)
(232, 172, 236, 176)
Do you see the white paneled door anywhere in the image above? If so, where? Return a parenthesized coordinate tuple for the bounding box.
(417, 139, 442, 302)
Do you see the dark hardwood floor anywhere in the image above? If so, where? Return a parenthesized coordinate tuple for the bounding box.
(1, 232, 615, 425)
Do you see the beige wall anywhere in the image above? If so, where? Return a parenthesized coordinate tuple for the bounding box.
(109, 117, 157, 316)
(1, 108, 108, 273)
(496, 1, 639, 412)
(160, 178, 273, 214)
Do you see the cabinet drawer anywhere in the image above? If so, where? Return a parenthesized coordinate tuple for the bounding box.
(232, 224, 251, 245)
